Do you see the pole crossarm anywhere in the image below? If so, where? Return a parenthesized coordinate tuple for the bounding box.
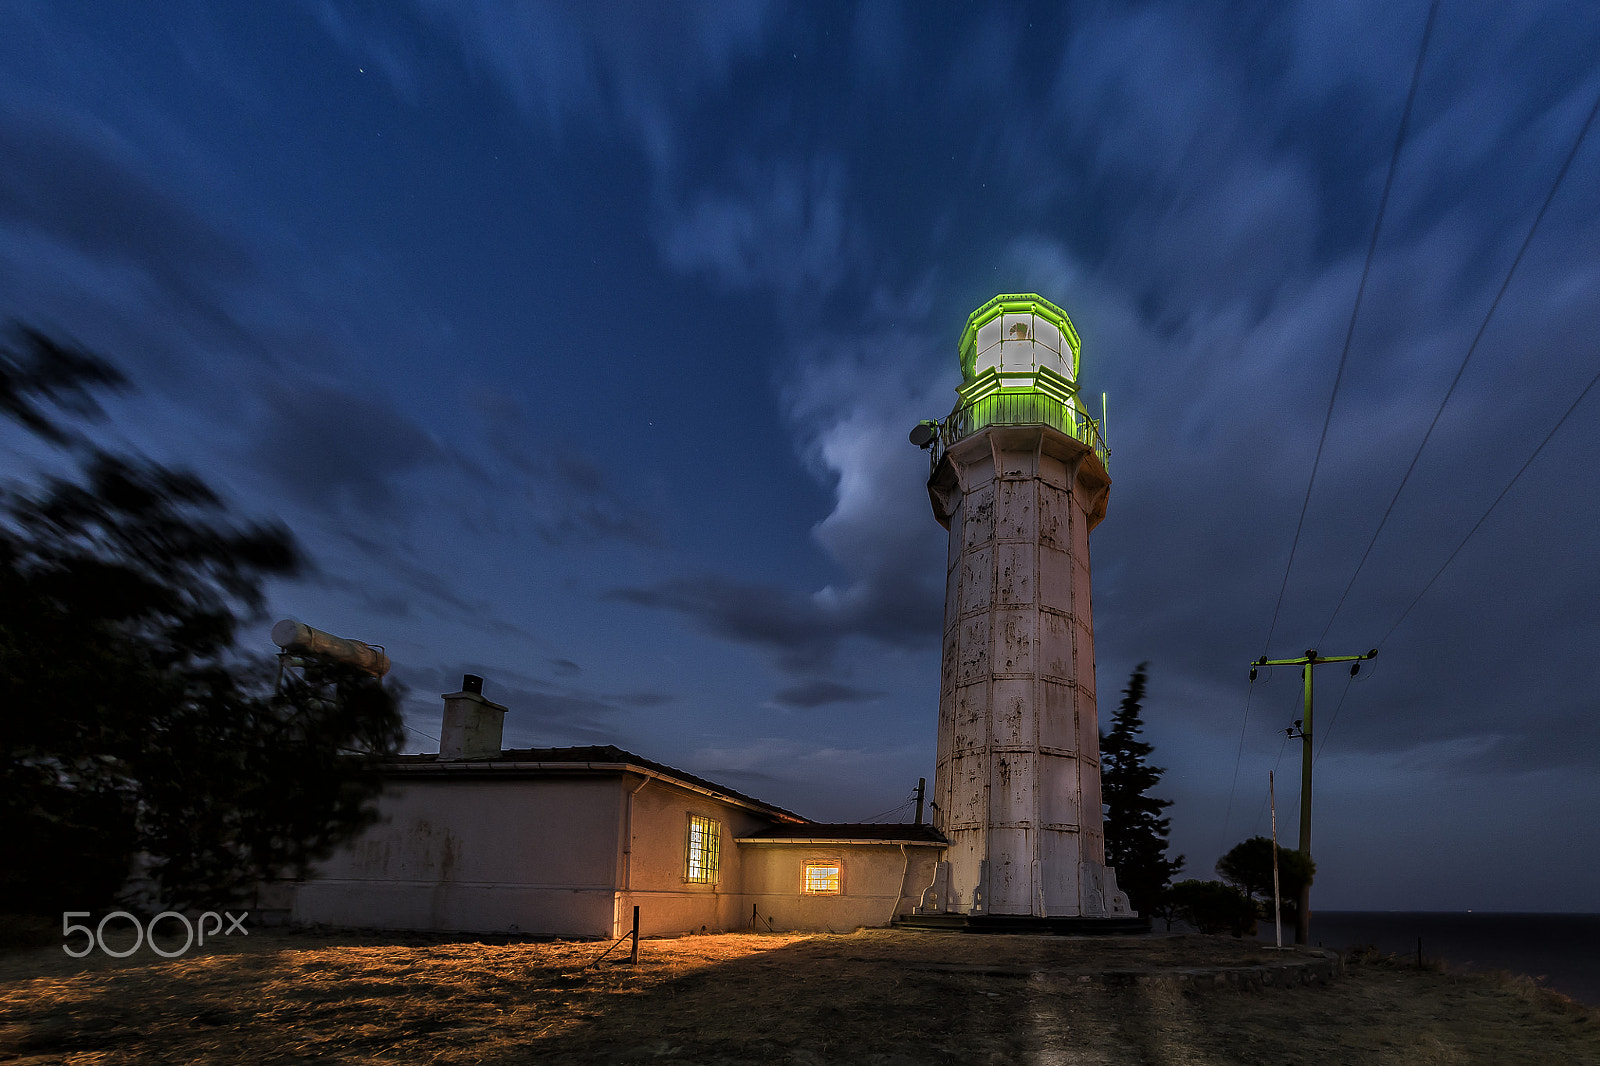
(1254, 649, 1376, 668)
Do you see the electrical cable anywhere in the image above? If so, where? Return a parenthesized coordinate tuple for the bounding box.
(1312, 673, 1357, 766)
(861, 793, 917, 823)
(1230, 3, 1437, 854)
(1218, 681, 1259, 855)
(1250, 734, 1292, 837)
(1261, 0, 1439, 658)
(1318, 76, 1600, 647)
(1380, 362, 1600, 647)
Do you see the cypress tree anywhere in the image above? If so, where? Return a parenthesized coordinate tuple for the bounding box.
(1100, 662, 1183, 915)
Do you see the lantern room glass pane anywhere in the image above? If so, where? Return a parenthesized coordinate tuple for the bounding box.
(1001, 312, 1033, 343)
(1033, 317, 1061, 355)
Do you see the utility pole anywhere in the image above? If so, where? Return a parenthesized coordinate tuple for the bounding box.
(1249, 647, 1376, 944)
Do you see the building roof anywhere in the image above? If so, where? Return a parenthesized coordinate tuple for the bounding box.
(385, 744, 808, 823)
(737, 822, 948, 845)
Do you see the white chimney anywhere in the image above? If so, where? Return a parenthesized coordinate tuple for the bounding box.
(439, 674, 507, 760)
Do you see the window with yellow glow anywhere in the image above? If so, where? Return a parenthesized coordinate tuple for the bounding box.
(803, 862, 841, 895)
(685, 815, 720, 883)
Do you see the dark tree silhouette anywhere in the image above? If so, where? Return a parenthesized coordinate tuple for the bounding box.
(0, 326, 404, 914)
(1100, 662, 1183, 916)
(1167, 879, 1257, 937)
(1216, 836, 1315, 921)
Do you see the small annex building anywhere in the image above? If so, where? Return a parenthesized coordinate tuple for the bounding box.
(273, 676, 945, 939)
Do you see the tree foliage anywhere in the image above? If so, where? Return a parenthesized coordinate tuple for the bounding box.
(1100, 662, 1183, 915)
(1216, 836, 1316, 916)
(0, 327, 404, 913)
(1167, 879, 1257, 937)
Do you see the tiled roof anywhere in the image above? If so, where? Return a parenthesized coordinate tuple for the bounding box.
(386, 745, 807, 823)
(738, 822, 948, 843)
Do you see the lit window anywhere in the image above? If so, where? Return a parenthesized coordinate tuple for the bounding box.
(803, 862, 841, 895)
(685, 815, 720, 883)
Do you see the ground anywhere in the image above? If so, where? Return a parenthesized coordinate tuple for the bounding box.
(1, 926, 1595, 1064)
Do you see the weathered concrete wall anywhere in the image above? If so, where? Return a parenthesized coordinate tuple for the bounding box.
(928, 424, 1125, 917)
(737, 844, 943, 933)
(292, 777, 622, 936)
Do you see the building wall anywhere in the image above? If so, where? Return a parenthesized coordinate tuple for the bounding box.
(288, 769, 947, 938)
(738, 843, 943, 932)
(291, 776, 623, 937)
(615, 776, 776, 938)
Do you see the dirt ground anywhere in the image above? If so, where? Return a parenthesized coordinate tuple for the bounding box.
(1, 926, 1595, 1065)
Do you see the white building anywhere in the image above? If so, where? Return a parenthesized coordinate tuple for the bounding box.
(271, 676, 945, 939)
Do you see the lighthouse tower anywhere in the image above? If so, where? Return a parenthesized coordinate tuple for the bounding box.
(915, 294, 1133, 923)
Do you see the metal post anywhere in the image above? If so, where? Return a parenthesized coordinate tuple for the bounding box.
(1270, 771, 1283, 951)
(628, 905, 639, 964)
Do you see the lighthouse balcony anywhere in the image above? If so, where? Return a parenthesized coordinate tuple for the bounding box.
(942, 367, 1108, 471)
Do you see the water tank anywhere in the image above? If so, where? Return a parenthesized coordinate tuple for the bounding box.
(271, 619, 391, 677)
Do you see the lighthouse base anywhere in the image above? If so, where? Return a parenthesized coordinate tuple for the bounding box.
(891, 913, 1150, 935)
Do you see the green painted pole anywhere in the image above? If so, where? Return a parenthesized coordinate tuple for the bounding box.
(1298, 650, 1315, 946)
(1249, 647, 1377, 947)
(1299, 652, 1314, 853)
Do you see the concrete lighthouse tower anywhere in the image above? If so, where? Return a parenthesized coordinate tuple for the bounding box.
(913, 293, 1134, 926)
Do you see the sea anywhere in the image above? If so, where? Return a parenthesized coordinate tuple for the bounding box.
(1254, 911, 1600, 1007)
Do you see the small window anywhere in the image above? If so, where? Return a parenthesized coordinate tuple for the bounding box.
(685, 815, 720, 883)
(803, 862, 841, 895)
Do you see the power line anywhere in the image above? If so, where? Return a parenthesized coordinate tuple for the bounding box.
(1229, 2, 1437, 858)
(1218, 683, 1259, 854)
(1318, 77, 1600, 647)
(861, 792, 917, 823)
(1250, 733, 1292, 838)
(1380, 362, 1600, 647)
(1261, 0, 1440, 657)
(1313, 672, 1357, 766)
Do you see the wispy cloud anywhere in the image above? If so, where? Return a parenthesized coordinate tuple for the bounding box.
(395, 661, 676, 751)
(771, 680, 885, 709)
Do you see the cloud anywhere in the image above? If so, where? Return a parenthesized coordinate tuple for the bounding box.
(310, 2, 424, 105)
(609, 575, 846, 672)
(0, 102, 254, 289)
(657, 155, 855, 295)
(0, 99, 269, 385)
(473, 388, 661, 547)
(394, 661, 675, 749)
(690, 736, 886, 794)
(410, 0, 779, 168)
(605, 315, 959, 679)
(249, 381, 451, 515)
(771, 680, 885, 709)
(310, 532, 494, 619)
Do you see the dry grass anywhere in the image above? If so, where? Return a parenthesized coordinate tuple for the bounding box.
(1, 927, 1595, 1064)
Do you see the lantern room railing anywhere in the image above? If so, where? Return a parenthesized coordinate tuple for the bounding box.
(939, 390, 1108, 471)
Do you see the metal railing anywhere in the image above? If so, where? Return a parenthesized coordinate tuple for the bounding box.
(940, 391, 1108, 470)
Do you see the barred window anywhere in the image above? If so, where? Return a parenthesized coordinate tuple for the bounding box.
(685, 815, 720, 883)
(803, 862, 841, 895)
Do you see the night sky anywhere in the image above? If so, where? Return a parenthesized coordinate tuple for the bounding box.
(3, 2, 1598, 913)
